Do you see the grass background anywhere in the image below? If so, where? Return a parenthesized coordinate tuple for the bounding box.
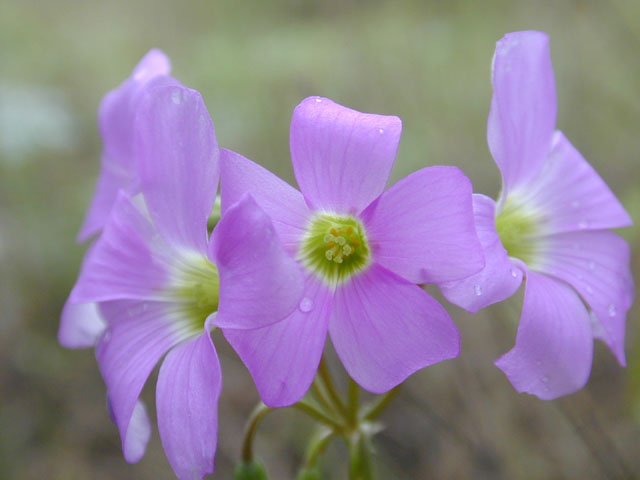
(1, 0, 639, 478)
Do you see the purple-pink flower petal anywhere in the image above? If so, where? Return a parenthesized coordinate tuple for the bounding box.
(137, 85, 219, 254)
(121, 400, 152, 464)
(440, 194, 524, 313)
(97, 300, 189, 462)
(220, 149, 311, 255)
(329, 264, 459, 394)
(156, 324, 221, 480)
(512, 131, 632, 233)
(495, 271, 593, 400)
(210, 194, 304, 330)
(361, 166, 484, 284)
(58, 299, 106, 348)
(223, 275, 332, 407)
(531, 230, 633, 365)
(99, 49, 171, 172)
(488, 31, 557, 196)
(290, 96, 401, 214)
(71, 193, 171, 303)
(77, 157, 131, 242)
(77, 50, 172, 242)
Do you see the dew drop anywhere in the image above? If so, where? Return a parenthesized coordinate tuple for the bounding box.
(299, 297, 313, 313)
(474, 284, 483, 296)
(102, 330, 112, 343)
(608, 304, 617, 317)
(578, 219, 589, 229)
(315, 97, 323, 103)
(378, 128, 385, 134)
(511, 268, 518, 278)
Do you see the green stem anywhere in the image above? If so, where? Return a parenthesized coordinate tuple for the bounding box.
(294, 400, 343, 431)
(347, 378, 360, 426)
(317, 357, 349, 421)
(241, 402, 272, 463)
(363, 385, 401, 421)
(348, 432, 375, 480)
(303, 426, 336, 470)
(310, 379, 337, 418)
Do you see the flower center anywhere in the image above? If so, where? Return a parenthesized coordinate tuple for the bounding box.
(170, 255, 220, 333)
(299, 213, 371, 285)
(495, 195, 542, 265)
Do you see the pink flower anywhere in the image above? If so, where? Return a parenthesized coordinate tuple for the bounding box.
(221, 96, 484, 407)
(441, 31, 634, 399)
(64, 84, 303, 479)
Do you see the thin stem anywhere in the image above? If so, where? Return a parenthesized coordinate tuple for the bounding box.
(241, 402, 272, 462)
(294, 400, 343, 431)
(303, 426, 336, 470)
(363, 385, 401, 421)
(347, 378, 360, 426)
(310, 378, 337, 417)
(317, 356, 349, 420)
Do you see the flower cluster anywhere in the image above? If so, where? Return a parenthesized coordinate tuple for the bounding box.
(59, 31, 632, 479)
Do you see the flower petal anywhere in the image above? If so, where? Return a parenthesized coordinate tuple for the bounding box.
(79, 50, 172, 241)
(119, 400, 152, 464)
(509, 131, 632, 233)
(495, 271, 593, 400)
(329, 264, 459, 394)
(99, 49, 171, 171)
(137, 85, 219, 253)
(77, 156, 130, 242)
(361, 166, 484, 284)
(223, 275, 331, 407)
(70, 192, 172, 303)
(531, 230, 633, 365)
(220, 149, 310, 254)
(488, 31, 556, 196)
(97, 300, 190, 462)
(58, 298, 106, 348)
(290, 96, 401, 214)
(440, 194, 524, 312)
(210, 194, 304, 330)
(156, 324, 221, 480)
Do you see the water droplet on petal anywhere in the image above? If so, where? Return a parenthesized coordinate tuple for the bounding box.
(171, 90, 182, 104)
(378, 128, 384, 134)
(315, 97, 323, 103)
(511, 268, 518, 278)
(608, 304, 617, 317)
(578, 219, 589, 229)
(474, 284, 483, 296)
(299, 297, 313, 313)
(102, 330, 112, 344)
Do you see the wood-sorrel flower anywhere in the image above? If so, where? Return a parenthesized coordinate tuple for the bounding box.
(441, 31, 634, 399)
(64, 84, 303, 479)
(61, 50, 175, 349)
(220, 96, 485, 407)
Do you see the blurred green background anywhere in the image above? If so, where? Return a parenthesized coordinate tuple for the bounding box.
(1, 0, 639, 478)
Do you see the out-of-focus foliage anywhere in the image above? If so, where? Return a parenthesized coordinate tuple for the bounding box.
(0, 0, 638, 478)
